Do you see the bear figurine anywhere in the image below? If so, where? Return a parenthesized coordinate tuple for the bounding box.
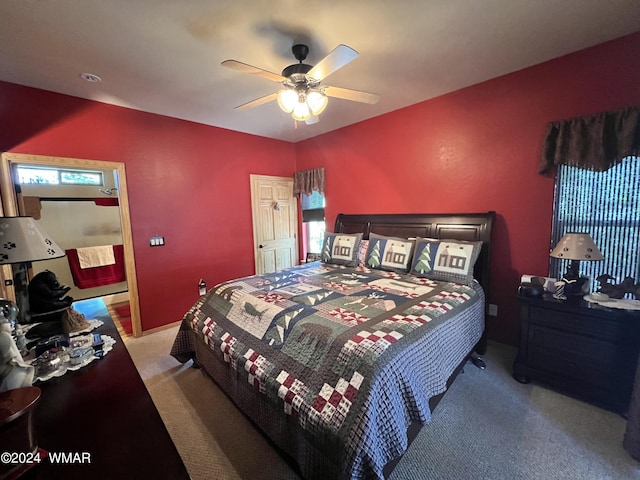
(26, 271, 92, 339)
(28, 270, 74, 318)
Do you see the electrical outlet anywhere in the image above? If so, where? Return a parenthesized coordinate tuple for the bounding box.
(488, 304, 498, 316)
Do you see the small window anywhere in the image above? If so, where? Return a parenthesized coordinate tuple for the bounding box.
(551, 156, 640, 292)
(17, 166, 104, 186)
(301, 191, 325, 254)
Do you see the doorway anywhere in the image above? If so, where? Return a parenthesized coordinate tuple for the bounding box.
(250, 174, 298, 274)
(0, 152, 142, 337)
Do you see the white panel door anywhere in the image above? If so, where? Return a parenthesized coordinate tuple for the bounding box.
(250, 175, 298, 274)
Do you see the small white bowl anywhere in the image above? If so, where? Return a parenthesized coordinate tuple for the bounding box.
(586, 292, 610, 302)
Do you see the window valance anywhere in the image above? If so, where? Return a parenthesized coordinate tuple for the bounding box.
(538, 105, 640, 175)
(293, 168, 325, 197)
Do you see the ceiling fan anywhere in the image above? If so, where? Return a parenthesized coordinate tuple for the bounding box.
(221, 44, 380, 123)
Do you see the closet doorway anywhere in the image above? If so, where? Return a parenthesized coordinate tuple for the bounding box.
(0, 152, 142, 337)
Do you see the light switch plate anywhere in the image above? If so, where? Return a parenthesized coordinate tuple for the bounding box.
(150, 235, 165, 246)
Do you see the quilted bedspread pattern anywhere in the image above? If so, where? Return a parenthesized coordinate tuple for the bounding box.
(171, 262, 483, 479)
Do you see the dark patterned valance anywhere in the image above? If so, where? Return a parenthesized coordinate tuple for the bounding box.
(538, 105, 640, 175)
(293, 168, 325, 197)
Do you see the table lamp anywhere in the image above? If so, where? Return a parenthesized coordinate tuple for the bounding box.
(0, 216, 65, 323)
(550, 232, 603, 295)
(0, 217, 65, 391)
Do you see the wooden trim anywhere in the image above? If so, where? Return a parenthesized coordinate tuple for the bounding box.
(139, 319, 182, 336)
(250, 174, 260, 274)
(249, 174, 299, 274)
(0, 155, 19, 303)
(38, 197, 114, 202)
(0, 152, 143, 337)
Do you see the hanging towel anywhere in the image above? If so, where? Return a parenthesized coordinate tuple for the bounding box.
(94, 198, 119, 207)
(66, 245, 125, 289)
(76, 245, 116, 269)
(22, 196, 42, 219)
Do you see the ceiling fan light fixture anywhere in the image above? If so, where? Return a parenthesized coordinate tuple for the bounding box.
(277, 89, 297, 113)
(224, 43, 379, 125)
(291, 101, 311, 121)
(306, 90, 328, 116)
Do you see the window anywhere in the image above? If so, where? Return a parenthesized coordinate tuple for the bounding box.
(17, 166, 103, 186)
(301, 191, 325, 254)
(551, 156, 640, 291)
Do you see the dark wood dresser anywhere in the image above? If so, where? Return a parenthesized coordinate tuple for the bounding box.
(513, 294, 640, 415)
(17, 298, 190, 480)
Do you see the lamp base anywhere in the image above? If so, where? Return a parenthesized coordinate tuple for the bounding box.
(562, 276, 590, 296)
(12, 263, 31, 325)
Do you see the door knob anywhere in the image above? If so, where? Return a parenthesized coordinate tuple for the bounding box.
(259, 244, 264, 248)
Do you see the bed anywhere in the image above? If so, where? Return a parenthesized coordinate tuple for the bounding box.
(171, 211, 495, 479)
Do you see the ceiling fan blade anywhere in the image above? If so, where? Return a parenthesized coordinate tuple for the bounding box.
(221, 60, 285, 83)
(324, 86, 380, 104)
(235, 93, 278, 112)
(307, 44, 358, 81)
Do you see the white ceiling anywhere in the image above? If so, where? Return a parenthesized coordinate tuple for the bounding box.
(1, 1, 638, 143)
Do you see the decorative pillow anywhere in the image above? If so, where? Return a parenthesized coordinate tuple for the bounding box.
(364, 234, 415, 273)
(320, 232, 362, 266)
(410, 237, 482, 285)
(357, 240, 369, 267)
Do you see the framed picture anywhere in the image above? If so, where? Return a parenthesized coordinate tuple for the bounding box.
(305, 252, 321, 263)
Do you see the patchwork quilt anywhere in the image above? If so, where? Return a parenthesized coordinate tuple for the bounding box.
(171, 261, 484, 479)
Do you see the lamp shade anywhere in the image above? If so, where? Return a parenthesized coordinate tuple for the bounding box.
(549, 232, 604, 261)
(291, 101, 311, 121)
(306, 90, 328, 116)
(276, 89, 297, 113)
(277, 88, 329, 121)
(0, 217, 65, 264)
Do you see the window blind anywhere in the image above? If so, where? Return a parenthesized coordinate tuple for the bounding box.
(551, 156, 640, 291)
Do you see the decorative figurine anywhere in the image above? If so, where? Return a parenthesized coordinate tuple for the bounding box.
(28, 270, 74, 322)
(25, 270, 90, 338)
(0, 299, 34, 393)
(596, 274, 639, 299)
(553, 281, 567, 300)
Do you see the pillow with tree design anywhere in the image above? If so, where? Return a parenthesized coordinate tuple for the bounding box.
(364, 234, 415, 273)
(320, 232, 362, 266)
(410, 237, 482, 286)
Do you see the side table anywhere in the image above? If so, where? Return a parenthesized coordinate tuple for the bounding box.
(0, 386, 42, 479)
(513, 294, 640, 414)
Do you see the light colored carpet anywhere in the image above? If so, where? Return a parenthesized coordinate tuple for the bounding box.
(124, 327, 640, 480)
(123, 326, 299, 480)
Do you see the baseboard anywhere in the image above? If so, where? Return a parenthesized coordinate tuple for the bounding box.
(141, 320, 182, 336)
(102, 292, 129, 305)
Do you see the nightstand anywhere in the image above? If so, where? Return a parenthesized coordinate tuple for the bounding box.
(513, 294, 640, 414)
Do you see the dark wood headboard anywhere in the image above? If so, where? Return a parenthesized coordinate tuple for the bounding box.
(334, 212, 496, 297)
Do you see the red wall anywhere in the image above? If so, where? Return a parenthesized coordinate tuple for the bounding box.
(2, 32, 638, 342)
(296, 32, 640, 345)
(0, 83, 296, 330)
